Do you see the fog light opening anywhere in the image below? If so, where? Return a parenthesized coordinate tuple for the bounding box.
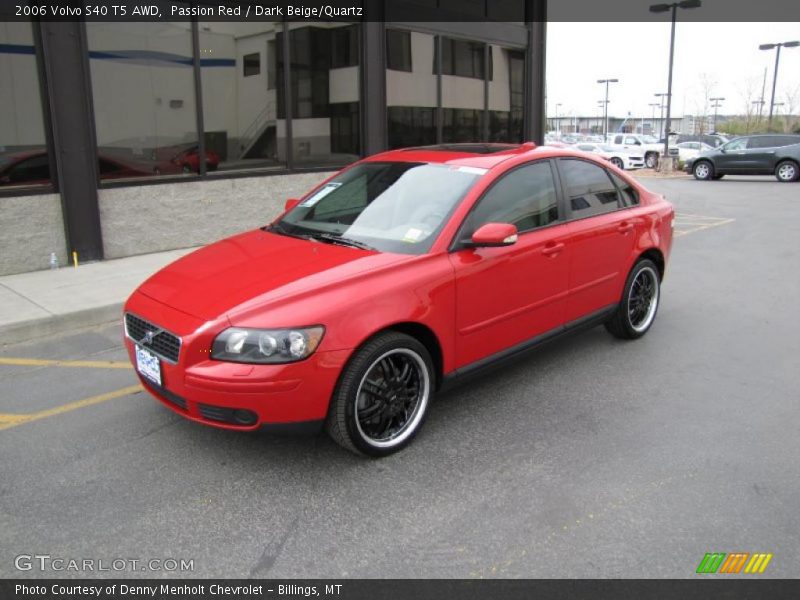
(233, 409, 258, 426)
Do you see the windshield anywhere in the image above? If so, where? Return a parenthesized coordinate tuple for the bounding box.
(276, 161, 484, 254)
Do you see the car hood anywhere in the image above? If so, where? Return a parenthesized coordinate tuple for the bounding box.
(136, 229, 412, 321)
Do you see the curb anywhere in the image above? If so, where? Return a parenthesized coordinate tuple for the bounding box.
(0, 303, 123, 346)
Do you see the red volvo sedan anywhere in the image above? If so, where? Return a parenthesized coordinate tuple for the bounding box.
(124, 143, 674, 456)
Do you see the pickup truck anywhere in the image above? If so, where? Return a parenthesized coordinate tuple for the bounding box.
(606, 134, 663, 168)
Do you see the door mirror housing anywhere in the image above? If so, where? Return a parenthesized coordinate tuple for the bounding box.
(471, 223, 518, 247)
(284, 198, 300, 212)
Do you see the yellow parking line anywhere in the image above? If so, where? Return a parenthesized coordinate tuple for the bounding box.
(0, 357, 132, 369)
(0, 384, 142, 431)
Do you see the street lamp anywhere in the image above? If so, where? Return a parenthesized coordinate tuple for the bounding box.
(597, 78, 619, 139)
(650, 0, 702, 171)
(597, 100, 606, 135)
(555, 103, 563, 135)
(710, 97, 724, 133)
(648, 102, 660, 136)
(759, 41, 800, 129)
(654, 92, 669, 138)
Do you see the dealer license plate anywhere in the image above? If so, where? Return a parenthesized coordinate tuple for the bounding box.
(135, 344, 161, 386)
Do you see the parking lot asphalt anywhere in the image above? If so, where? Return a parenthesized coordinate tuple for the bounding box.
(1, 175, 798, 579)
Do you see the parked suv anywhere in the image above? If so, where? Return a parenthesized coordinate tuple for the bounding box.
(606, 134, 663, 168)
(685, 135, 800, 182)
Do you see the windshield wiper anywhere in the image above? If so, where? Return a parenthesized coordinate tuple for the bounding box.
(263, 222, 316, 242)
(311, 232, 377, 252)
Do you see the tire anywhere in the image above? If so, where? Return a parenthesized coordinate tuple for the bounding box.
(605, 259, 661, 340)
(693, 160, 713, 180)
(645, 152, 658, 169)
(775, 160, 799, 183)
(326, 331, 434, 457)
(610, 157, 624, 169)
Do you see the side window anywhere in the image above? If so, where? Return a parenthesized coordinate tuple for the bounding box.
(625, 136, 639, 145)
(614, 135, 623, 144)
(609, 172, 640, 207)
(559, 159, 621, 218)
(725, 138, 748, 151)
(461, 161, 559, 239)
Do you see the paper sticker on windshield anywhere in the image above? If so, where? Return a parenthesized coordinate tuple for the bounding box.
(403, 228, 424, 243)
(300, 183, 341, 207)
(456, 166, 488, 175)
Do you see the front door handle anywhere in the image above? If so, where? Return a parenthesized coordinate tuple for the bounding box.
(541, 242, 565, 257)
(618, 221, 634, 234)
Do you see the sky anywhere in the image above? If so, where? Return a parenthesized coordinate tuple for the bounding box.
(546, 22, 800, 119)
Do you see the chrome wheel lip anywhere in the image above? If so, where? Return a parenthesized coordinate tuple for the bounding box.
(694, 162, 710, 179)
(777, 164, 796, 181)
(628, 266, 659, 333)
(354, 348, 430, 449)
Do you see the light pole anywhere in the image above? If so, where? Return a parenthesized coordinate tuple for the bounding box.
(555, 103, 562, 135)
(597, 100, 606, 135)
(710, 97, 724, 133)
(650, 0, 702, 171)
(597, 78, 619, 139)
(649, 102, 660, 136)
(759, 41, 800, 129)
(654, 92, 668, 138)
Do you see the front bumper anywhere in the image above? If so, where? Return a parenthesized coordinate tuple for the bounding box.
(124, 292, 350, 431)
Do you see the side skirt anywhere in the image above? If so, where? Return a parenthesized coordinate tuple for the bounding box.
(440, 304, 617, 392)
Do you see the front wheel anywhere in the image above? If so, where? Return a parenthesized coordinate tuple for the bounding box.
(610, 157, 624, 169)
(645, 152, 658, 169)
(693, 161, 713, 180)
(605, 259, 661, 340)
(775, 160, 799, 182)
(326, 332, 434, 457)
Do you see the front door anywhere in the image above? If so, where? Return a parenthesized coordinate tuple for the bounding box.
(449, 160, 570, 368)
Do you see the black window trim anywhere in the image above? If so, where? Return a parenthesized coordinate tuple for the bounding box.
(448, 158, 566, 252)
(554, 157, 630, 223)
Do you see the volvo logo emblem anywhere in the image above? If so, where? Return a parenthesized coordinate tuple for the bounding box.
(142, 330, 155, 344)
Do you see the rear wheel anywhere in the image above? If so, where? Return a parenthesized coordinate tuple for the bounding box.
(326, 332, 434, 457)
(605, 259, 661, 340)
(775, 160, 799, 182)
(693, 160, 713, 180)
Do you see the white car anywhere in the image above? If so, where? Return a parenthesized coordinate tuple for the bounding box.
(573, 143, 645, 170)
(675, 141, 713, 162)
(606, 133, 663, 168)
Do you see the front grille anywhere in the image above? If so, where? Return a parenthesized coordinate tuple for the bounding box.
(142, 379, 188, 411)
(125, 313, 181, 363)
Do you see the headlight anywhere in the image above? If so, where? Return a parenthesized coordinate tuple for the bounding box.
(211, 326, 324, 364)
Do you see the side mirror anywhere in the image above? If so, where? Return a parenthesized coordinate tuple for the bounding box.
(284, 198, 300, 212)
(471, 223, 518, 248)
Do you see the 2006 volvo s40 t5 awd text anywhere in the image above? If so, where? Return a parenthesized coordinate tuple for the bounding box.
(124, 143, 674, 456)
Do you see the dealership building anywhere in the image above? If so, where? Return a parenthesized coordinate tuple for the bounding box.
(0, 1, 546, 276)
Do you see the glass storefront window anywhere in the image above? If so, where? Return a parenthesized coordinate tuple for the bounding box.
(440, 36, 487, 143)
(199, 22, 285, 173)
(489, 46, 525, 143)
(86, 21, 199, 181)
(277, 23, 361, 167)
(0, 22, 52, 189)
(386, 31, 437, 149)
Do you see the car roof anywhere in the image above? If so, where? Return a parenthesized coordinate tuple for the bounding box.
(364, 142, 576, 170)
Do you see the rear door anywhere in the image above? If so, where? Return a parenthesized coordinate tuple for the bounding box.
(556, 158, 640, 322)
(449, 160, 571, 368)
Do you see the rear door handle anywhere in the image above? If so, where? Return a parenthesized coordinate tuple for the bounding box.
(541, 242, 565, 256)
(618, 221, 634, 233)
